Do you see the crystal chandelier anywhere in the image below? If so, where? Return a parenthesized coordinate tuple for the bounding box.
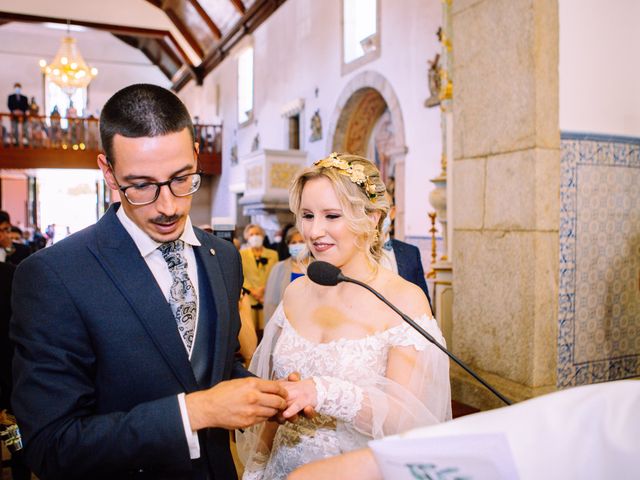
(39, 25, 98, 96)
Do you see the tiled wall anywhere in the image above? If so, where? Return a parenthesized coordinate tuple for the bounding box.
(558, 132, 640, 387)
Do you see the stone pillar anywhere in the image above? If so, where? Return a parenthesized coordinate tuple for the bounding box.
(451, 0, 560, 409)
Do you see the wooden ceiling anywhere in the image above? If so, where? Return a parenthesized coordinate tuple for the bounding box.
(0, 0, 287, 92)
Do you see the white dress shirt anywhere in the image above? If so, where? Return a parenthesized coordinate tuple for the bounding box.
(116, 206, 202, 458)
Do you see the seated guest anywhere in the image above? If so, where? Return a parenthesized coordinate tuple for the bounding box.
(289, 380, 640, 480)
(240, 224, 278, 333)
(263, 227, 305, 321)
(275, 223, 295, 261)
(0, 261, 31, 480)
(0, 212, 30, 266)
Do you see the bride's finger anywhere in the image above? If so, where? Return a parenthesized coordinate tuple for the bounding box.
(283, 402, 304, 418)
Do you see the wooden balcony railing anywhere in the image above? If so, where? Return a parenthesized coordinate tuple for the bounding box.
(0, 112, 222, 174)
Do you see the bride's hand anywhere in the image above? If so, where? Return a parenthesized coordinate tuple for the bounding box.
(280, 378, 317, 419)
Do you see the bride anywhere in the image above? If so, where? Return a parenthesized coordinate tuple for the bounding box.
(238, 153, 451, 479)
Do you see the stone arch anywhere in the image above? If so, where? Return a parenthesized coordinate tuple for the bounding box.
(327, 71, 409, 238)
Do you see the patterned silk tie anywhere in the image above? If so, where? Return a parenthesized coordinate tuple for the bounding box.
(158, 240, 197, 354)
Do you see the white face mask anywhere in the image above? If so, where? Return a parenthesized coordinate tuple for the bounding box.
(381, 214, 392, 236)
(247, 234, 263, 248)
(288, 243, 305, 258)
(15, 88, 21, 95)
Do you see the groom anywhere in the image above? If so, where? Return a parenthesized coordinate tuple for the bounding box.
(10, 84, 288, 479)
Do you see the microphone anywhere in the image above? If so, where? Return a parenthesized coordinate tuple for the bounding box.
(306, 261, 512, 406)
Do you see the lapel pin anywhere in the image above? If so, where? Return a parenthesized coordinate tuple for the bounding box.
(209, 248, 216, 256)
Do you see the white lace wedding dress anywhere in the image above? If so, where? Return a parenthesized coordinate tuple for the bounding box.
(238, 302, 451, 479)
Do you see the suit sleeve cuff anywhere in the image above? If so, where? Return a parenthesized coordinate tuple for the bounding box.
(177, 393, 200, 459)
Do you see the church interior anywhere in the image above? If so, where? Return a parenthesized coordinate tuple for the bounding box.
(0, 0, 638, 477)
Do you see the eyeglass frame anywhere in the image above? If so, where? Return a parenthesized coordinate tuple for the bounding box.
(105, 149, 203, 206)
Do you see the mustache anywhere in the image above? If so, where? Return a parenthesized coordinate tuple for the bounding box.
(151, 214, 182, 225)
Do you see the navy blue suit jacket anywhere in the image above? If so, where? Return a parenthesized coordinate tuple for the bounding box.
(391, 239, 432, 308)
(11, 204, 249, 479)
(8, 93, 28, 113)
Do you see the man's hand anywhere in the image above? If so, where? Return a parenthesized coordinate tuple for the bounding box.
(185, 377, 288, 431)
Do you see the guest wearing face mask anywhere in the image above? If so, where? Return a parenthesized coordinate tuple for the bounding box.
(379, 192, 432, 308)
(263, 227, 306, 322)
(240, 224, 279, 335)
(7, 83, 29, 146)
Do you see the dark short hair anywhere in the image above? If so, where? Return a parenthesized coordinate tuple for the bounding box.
(0, 211, 10, 224)
(100, 84, 194, 163)
(11, 226, 22, 234)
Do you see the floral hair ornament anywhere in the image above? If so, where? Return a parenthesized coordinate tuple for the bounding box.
(314, 153, 378, 200)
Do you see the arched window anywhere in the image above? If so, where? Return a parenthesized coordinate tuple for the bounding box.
(342, 0, 380, 74)
(237, 46, 254, 126)
(45, 81, 86, 128)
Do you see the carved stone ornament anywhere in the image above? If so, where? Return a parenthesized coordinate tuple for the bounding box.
(230, 144, 238, 165)
(309, 109, 322, 142)
(424, 53, 441, 108)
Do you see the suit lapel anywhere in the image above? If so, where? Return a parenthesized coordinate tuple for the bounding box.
(88, 205, 198, 392)
(194, 231, 231, 384)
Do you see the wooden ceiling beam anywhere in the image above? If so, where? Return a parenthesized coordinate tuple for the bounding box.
(0, 11, 198, 89)
(229, 0, 246, 15)
(140, 45, 174, 80)
(200, 0, 286, 78)
(187, 0, 222, 39)
(164, 7, 204, 59)
(0, 11, 168, 39)
(157, 38, 182, 68)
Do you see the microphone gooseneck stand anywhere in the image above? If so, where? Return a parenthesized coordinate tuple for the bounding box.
(341, 274, 512, 406)
(307, 261, 512, 406)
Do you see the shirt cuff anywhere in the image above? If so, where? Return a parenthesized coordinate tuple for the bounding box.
(178, 393, 200, 459)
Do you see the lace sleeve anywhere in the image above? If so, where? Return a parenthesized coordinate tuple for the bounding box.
(236, 306, 286, 472)
(316, 314, 451, 447)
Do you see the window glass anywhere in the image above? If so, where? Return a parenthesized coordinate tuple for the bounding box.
(343, 0, 377, 64)
(238, 47, 254, 125)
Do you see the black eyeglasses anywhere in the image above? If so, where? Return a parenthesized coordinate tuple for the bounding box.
(107, 157, 202, 206)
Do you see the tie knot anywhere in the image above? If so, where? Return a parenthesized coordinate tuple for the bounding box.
(158, 240, 187, 268)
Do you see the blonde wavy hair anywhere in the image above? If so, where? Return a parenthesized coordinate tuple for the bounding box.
(289, 153, 389, 266)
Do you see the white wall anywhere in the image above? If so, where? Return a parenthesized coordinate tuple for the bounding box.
(180, 0, 444, 238)
(559, 0, 640, 136)
(0, 22, 170, 117)
(0, 0, 200, 64)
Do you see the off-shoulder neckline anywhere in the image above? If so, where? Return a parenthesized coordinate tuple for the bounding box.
(276, 303, 434, 347)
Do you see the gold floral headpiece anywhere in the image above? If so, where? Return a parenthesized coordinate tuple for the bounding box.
(314, 153, 378, 200)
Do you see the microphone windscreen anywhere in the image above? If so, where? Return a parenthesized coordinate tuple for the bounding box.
(307, 261, 342, 286)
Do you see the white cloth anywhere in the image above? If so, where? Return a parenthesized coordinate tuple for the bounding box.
(116, 206, 202, 459)
(376, 380, 640, 480)
(238, 302, 451, 480)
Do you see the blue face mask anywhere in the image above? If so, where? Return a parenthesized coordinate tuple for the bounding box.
(288, 243, 305, 258)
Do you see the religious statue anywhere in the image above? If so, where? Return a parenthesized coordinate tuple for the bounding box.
(251, 133, 260, 152)
(424, 53, 441, 108)
(309, 109, 322, 142)
(230, 144, 238, 165)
